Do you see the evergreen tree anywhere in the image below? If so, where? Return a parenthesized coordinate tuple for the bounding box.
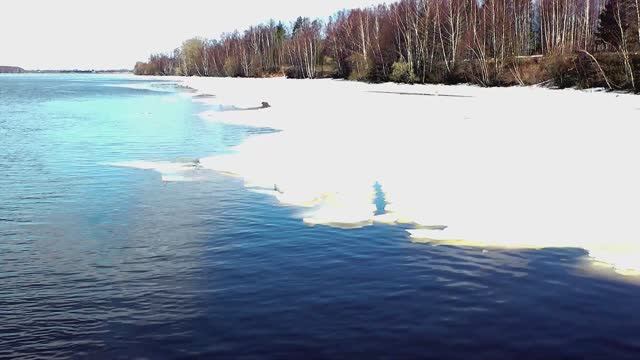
(596, 0, 634, 49)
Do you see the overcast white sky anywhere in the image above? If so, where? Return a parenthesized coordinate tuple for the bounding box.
(0, 0, 389, 70)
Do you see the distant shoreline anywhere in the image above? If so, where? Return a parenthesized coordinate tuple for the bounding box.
(0, 67, 132, 74)
(29, 70, 133, 74)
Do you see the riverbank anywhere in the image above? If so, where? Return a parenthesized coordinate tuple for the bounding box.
(139, 76, 640, 275)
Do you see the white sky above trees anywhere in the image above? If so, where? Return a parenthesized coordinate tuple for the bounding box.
(1, 0, 388, 70)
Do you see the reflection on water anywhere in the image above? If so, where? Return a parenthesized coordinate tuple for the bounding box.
(1, 75, 640, 359)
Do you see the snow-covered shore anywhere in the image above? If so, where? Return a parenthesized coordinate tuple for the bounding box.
(128, 76, 640, 275)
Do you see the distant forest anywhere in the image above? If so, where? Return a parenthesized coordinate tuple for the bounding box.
(134, 0, 640, 92)
(0, 66, 25, 73)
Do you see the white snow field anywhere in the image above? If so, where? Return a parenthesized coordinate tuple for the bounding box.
(127, 76, 640, 275)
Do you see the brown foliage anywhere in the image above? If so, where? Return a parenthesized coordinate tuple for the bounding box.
(134, 0, 640, 92)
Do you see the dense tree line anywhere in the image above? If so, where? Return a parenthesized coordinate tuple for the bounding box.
(135, 0, 640, 91)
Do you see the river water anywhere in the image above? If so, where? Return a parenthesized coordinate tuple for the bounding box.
(1, 74, 639, 359)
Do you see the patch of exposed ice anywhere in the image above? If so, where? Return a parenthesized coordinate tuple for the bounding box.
(108, 160, 206, 182)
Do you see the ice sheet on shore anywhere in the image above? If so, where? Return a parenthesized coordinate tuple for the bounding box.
(150, 77, 640, 275)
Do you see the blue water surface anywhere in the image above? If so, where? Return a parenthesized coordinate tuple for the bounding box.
(1, 74, 639, 359)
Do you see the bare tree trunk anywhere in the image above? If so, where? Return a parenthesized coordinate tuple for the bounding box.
(436, 2, 451, 73)
(584, 0, 590, 50)
(615, 1, 635, 89)
(636, 0, 640, 48)
(579, 49, 613, 89)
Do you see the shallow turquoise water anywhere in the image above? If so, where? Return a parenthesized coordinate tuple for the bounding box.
(1, 74, 640, 359)
(1, 74, 250, 227)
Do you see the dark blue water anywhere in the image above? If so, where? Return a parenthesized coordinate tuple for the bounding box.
(1, 74, 639, 359)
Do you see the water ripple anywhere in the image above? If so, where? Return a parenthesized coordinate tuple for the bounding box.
(1, 75, 640, 359)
